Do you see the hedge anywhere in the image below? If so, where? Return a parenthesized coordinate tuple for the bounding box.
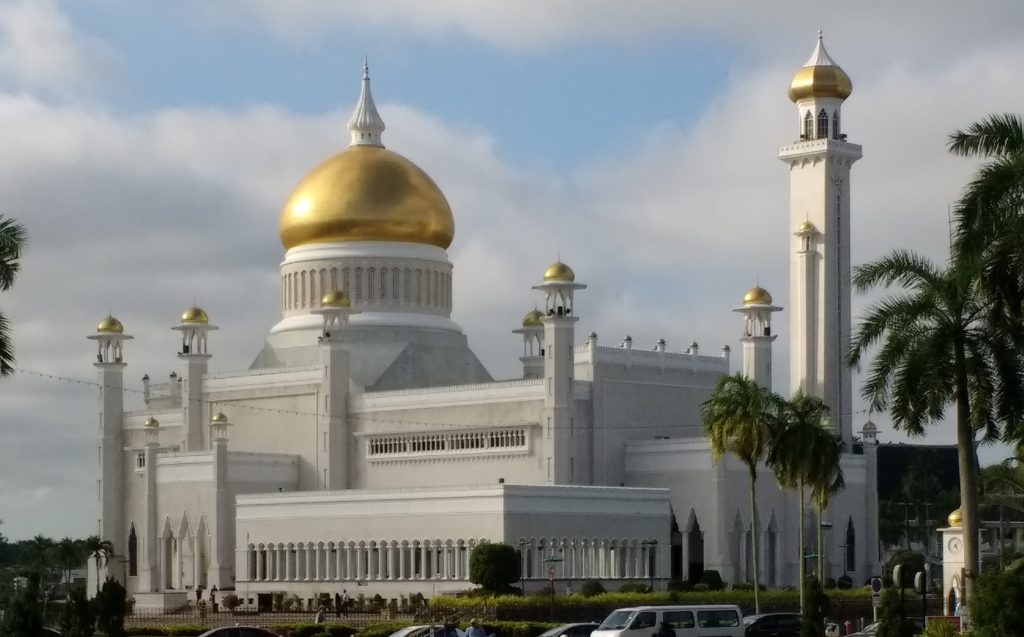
(125, 623, 359, 637)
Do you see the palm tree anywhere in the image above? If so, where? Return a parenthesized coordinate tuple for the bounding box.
(55, 537, 85, 595)
(807, 426, 845, 582)
(26, 535, 55, 581)
(768, 392, 830, 612)
(82, 536, 115, 594)
(850, 250, 1024, 611)
(0, 215, 27, 375)
(703, 373, 780, 614)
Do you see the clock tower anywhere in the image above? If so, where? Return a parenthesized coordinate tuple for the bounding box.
(779, 33, 862, 444)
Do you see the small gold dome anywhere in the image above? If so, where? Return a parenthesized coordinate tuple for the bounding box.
(279, 146, 454, 250)
(948, 508, 962, 527)
(211, 412, 228, 424)
(181, 306, 209, 324)
(522, 309, 543, 327)
(543, 261, 575, 282)
(798, 220, 817, 234)
(743, 286, 773, 306)
(96, 315, 124, 334)
(321, 290, 351, 308)
(144, 416, 159, 428)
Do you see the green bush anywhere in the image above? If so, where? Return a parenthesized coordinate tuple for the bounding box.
(166, 626, 206, 636)
(61, 585, 96, 637)
(836, 575, 853, 590)
(470, 542, 522, 594)
(579, 580, 606, 597)
(271, 623, 358, 637)
(876, 588, 912, 637)
(359, 622, 414, 637)
(884, 551, 925, 588)
(918, 622, 957, 637)
(700, 570, 725, 591)
(666, 579, 692, 593)
(800, 577, 829, 637)
(470, 621, 558, 637)
(96, 578, 129, 637)
(971, 565, 1024, 637)
(692, 583, 710, 592)
(616, 582, 650, 594)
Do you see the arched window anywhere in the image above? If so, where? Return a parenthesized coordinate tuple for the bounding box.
(832, 110, 841, 140)
(817, 109, 829, 140)
(128, 525, 138, 576)
(845, 518, 856, 573)
(803, 111, 813, 139)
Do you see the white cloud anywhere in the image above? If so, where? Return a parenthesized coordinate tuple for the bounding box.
(0, 0, 115, 94)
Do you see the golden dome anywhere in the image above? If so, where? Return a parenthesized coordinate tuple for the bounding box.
(96, 315, 124, 334)
(279, 146, 454, 250)
(181, 306, 209, 324)
(211, 412, 228, 424)
(543, 261, 575, 282)
(522, 309, 544, 327)
(743, 286, 773, 306)
(788, 34, 853, 102)
(321, 290, 351, 308)
(798, 220, 817, 234)
(144, 416, 159, 428)
(948, 508, 962, 527)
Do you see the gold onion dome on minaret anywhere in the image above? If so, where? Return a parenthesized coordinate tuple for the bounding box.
(522, 309, 543, 327)
(948, 508, 962, 527)
(180, 306, 209, 324)
(278, 62, 455, 251)
(543, 261, 575, 282)
(321, 290, 351, 308)
(788, 32, 853, 102)
(211, 412, 228, 424)
(798, 220, 817, 233)
(144, 416, 159, 428)
(96, 315, 124, 333)
(743, 286, 773, 306)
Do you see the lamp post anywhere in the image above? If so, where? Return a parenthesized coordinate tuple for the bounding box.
(543, 556, 563, 620)
(517, 540, 528, 595)
(641, 539, 658, 592)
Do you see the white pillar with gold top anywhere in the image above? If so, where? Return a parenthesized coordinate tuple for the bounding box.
(940, 509, 966, 617)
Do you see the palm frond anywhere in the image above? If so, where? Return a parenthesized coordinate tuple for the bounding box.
(948, 113, 1024, 158)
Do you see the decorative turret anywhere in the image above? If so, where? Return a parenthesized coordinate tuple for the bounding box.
(534, 261, 587, 317)
(210, 412, 231, 442)
(733, 286, 782, 390)
(173, 306, 217, 452)
(513, 309, 545, 379)
(348, 59, 386, 148)
(313, 290, 356, 342)
(313, 290, 356, 489)
(89, 315, 133, 364)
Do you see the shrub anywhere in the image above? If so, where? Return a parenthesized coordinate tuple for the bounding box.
(876, 587, 912, 637)
(692, 583, 710, 592)
(666, 579, 692, 593)
(836, 575, 853, 590)
(469, 542, 522, 594)
(61, 585, 96, 637)
(579, 580, 606, 597)
(616, 582, 650, 594)
(96, 578, 129, 637)
(730, 583, 766, 591)
(359, 622, 414, 637)
(918, 622, 957, 637)
(971, 564, 1024, 637)
(884, 551, 925, 588)
(800, 577, 829, 637)
(166, 626, 206, 636)
(700, 570, 725, 591)
(222, 593, 242, 610)
(271, 624, 358, 637)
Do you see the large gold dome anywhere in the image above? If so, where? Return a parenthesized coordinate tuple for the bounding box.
(279, 146, 455, 250)
(788, 65, 853, 102)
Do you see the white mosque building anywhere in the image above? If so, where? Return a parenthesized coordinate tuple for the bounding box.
(88, 36, 880, 609)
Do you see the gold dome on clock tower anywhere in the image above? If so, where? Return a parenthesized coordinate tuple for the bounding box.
(278, 63, 455, 251)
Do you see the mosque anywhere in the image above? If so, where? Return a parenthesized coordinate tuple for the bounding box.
(87, 35, 880, 609)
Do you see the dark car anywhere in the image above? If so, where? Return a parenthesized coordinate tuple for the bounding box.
(197, 627, 282, 637)
(742, 613, 801, 637)
(537, 623, 600, 637)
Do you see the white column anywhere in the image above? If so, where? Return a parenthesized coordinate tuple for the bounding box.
(346, 545, 354, 580)
(193, 538, 202, 588)
(399, 544, 406, 579)
(388, 543, 397, 580)
(356, 545, 364, 580)
(305, 545, 313, 581)
(378, 543, 387, 580)
(314, 545, 322, 581)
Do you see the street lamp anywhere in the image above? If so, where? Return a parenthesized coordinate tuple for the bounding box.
(543, 555, 564, 620)
(641, 539, 659, 592)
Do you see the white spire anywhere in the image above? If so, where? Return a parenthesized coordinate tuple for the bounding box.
(803, 30, 838, 68)
(348, 58, 386, 148)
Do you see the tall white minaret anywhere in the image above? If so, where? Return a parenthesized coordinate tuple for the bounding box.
(533, 262, 586, 484)
(87, 315, 132, 580)
(312, 290, 357, 489)
(733, 286, 782, 390)
(172, 306, 217, 451)
(779, 33, 862, 444)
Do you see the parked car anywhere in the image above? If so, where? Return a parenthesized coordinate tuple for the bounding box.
(848, 619, 923, 637)
(386, 626, 468, 637)
(197, 628, 282, 637)
(537, 623, 600, 637)
(742, 613, 801, 637)
(593, 605, 744, 637)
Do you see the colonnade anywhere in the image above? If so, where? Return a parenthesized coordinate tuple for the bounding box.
(245, 538, 478, 583)
(517, 537, 662, 580)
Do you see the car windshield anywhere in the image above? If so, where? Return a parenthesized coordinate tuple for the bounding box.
(742, 616, 761, 626)
(599, 611, 635, 630)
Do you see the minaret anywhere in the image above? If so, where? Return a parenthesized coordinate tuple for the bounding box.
(312, 290, 357, 489)
(779, 33, 862, 444)
(172, 306, 217, 451)
(141, 416, 160, 592)
(512, 310, 545, 379)
(349, 59, 385, 148)
(208, 413, 233, 587)
(87, 316, 133, 574)
(533, 261, 586, 484)
(860, 420, 880, 575)
(733, 286, 782, 390)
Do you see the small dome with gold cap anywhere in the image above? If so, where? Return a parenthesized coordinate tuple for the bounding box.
(211, 412, 228, 424)
(743, 286, 773, 306)
(144, 416, 160, 428)
(948, 508, 962, 527)
(522, 309, 543, 327)
(96, 315, 124, 334)
(543, 261, 575, 282)
(798, 220, 818, 234)
(278, 62, 455, 251)
(321, 290, 352, 308)
(181, 306, 209, 324)
(788, 32, 853, 102)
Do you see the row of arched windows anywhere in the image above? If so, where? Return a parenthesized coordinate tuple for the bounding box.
(802, 109, 842, 141)
(282, 266, 451, 312)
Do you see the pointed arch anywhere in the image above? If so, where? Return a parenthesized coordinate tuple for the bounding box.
(685, 509, 704, 584)
(127, 524, 138, 577)
(766, 510, 779, 586)
(845, 517, 856, 573)
(803, 111, 813, 139)
(816, 109, 829, 140)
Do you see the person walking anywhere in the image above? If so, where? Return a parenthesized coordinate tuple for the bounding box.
(210, 585, 218, 613)
(341, 589, 350, 616)
(315, 605, 327, 625)
(334, 592, 342, 619)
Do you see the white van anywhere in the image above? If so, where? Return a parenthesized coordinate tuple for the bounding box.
(592, 605, 744, 637)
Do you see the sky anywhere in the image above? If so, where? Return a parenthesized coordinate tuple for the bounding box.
(0, 0, 1022, 540)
